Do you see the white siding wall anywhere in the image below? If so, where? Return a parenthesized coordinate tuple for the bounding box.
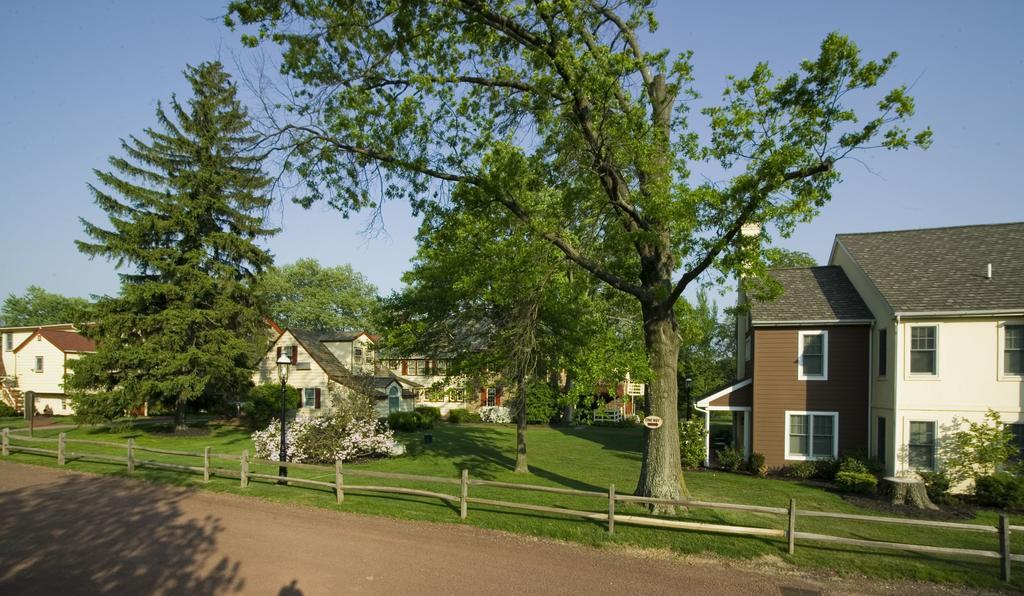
(2, 331, 34, 377)
(894, 316, 1024, 476)
(15, 336, 69, 394)
(253, 331, 330, 417)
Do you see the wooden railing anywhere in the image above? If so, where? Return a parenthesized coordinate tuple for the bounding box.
(1, 426, 1019, 582)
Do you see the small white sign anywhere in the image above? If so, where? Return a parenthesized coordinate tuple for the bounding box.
(643, 416, 663, 429)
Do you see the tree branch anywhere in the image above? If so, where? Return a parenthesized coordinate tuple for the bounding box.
(665, 158, 835, 307)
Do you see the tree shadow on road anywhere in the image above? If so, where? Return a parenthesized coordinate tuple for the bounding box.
(0, 468, 245, 594)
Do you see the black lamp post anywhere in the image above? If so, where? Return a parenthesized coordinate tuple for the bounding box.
(276, 352, 291, 483)
(684, 377, 693, 420)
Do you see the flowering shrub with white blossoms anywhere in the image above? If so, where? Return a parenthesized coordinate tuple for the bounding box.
(478, 406, 512, 424)
(252, 414, 405, 463)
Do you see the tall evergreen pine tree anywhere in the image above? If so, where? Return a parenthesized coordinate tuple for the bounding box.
(69, 62, 276, 429)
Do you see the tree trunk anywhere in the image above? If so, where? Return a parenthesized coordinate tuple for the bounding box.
(563, 374, 575, 425)
(634, 303, 687, 510)
(514, 381, 529, 473)
(174, 400, 188, 432)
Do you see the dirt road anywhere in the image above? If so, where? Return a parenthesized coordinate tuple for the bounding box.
(0, 462, 968, 595)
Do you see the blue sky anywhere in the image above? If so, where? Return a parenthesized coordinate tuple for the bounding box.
(1, 1, 1021, 304)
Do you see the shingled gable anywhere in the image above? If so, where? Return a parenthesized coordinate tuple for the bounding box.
(13, 328, 96, 354)
(835, 222, 1024, 315)
(285, 328, 402, 397)
(747, 266, 873, 325)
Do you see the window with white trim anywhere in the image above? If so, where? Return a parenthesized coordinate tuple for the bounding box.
(786, 412, 837, 460)
(486, 387, 497, 406)
(303, 388, 316, 408)
(1004, 325, 1024, 375)
(1008, 423, 1024, 463)
(797, 330, 828, 380)
(34, 356, 43, 373)
(909, 326, 937, 375)
(353, 347, 364, 364)
(3, 333, 11, 351)
(908, 421, 936, 470)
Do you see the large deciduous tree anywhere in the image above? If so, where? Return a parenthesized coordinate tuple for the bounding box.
(379, 188, 643, 472)
(256, 258, 378, 332)
(0, 286, 95, 327)
(69, 62, 276, 429)
(228, 1, 930, 501)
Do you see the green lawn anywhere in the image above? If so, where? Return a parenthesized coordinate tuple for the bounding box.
(0, 416, 77, 429)
(2, 420, 1021, 590)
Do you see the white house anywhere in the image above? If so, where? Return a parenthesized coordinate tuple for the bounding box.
(0, 324, 95, 415)
(715, 222, 1024, 477)
(254, 329, 416, 418)
(828, 222, 1024, 476)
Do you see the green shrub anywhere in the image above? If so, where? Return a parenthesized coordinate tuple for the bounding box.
(785, 461, 818, 479)
(918, 470, 954, 505)
(414, 406, 442, 425)
(835, 471, 878, 494)
(814, 457, 840, 480)
(0, 401, 19, 417)
(715, 446, 744, 472)
(939, 410, 1016, 486)
(244, 384, 300, 430)
(679, 417, 706, 469)
(448, 408, 482, 424)
(975, 473, 1024, 509)
(388, 411, 428, 432)
(525, 381, 559, 424)
(748, 452, 767, 477)
(837, 456, 871, 477)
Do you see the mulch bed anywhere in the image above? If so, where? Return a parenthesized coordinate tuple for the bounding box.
(840, 493, 977, 521)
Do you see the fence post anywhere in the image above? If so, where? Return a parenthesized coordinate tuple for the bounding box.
(240, 449, 249, 488)
(460, 469, 468, 520)
(335, 460, 344, 504)
(608, 484, 616, 535)
(2, 428, 9, 457)
(127, 438, 135, 474)
(1000, 514, 1011, 582)
(57, 432, 66, 466)
(203, 446, 211, 482)
(787, 498, 797, 555)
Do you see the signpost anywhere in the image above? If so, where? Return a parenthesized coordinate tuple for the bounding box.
(643, 415, 663, 429)
(23, 391, 35, 437)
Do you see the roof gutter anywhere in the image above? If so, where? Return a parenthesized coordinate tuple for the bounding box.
(752, 319, 874, 327)
(894, 309, 1024, 318)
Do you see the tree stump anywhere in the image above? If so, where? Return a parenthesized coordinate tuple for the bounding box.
(883, 476, 939, 510)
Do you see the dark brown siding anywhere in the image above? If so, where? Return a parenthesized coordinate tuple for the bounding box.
(708, 382, 752, 407)
(752, 326, 869, 469)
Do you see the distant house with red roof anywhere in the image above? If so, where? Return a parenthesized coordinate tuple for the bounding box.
(1, 324, 96, 415)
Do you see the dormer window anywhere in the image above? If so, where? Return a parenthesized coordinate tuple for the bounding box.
(354, 347, 364, 364)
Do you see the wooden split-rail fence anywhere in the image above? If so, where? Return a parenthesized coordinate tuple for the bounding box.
(1, 427, 1020, 583)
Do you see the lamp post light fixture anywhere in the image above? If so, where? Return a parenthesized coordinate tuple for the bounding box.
(276, 351, 292, 483)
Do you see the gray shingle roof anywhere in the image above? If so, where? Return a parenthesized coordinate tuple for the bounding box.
(837, 222, 1024, 314)
(288, 328, 398, 398)
(319, 330, 373, 342)
(749, 266, 873, 324)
